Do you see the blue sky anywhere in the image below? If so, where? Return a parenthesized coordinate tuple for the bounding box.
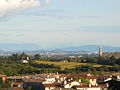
(0, 0, 120, 50)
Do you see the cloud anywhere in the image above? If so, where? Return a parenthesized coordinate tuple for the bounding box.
(0, 0, 40, 17)
(45, 0, 51, 5)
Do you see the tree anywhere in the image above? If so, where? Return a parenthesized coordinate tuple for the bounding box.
(109, 56, 116, 65)
(99, 77, 120, 90)
(0, 78, 11, 88)
(80, 77, 89, 84)
(9, 53, 20, 61)
(116, 57, 120, 65)
(20, 52, 28, 60)
(34, 54, 41, 60)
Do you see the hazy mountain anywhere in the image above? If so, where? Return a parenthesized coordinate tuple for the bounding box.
(60, 45, 120, 52)
(0, 44, 120, 53)
(29, 45, 120, 53)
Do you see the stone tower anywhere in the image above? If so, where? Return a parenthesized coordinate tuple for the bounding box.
(99, 45, 102, 56)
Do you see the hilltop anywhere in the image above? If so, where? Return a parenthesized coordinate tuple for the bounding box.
(104, 52, 120, 58)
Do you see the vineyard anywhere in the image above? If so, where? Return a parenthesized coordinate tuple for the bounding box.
(34, 61, 110, 70)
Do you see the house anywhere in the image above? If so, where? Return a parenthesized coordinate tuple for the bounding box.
(43, 83, 56, 90)
(42, 75, 56, 84)
(43, 83, 76, 90)
(42, 73, 67, 84)
(11, 87, 24, 90)
(67, 74, 91, 79)
(64, 80, 80, 88)
(73, 85, 107, 90)
(86, 76, 98, 86)
(12, 82, 23, 88)
(59, 74, 67, 82)
(21, 56, 30, 63)
(21, 60, 29, 63)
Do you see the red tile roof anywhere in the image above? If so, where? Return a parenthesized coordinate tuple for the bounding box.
(86, 76, 97, 79)
(11, 87, 24, 90)
(73, 85, 88, 88)
(73, 85, 102, 88)
(13, 83, 23, 85)
(59, 74, 67, 77)
(66, 80, 79, 85)
(43, 84, 56, 87)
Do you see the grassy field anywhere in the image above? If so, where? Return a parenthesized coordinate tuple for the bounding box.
(34, 61, 110, 70)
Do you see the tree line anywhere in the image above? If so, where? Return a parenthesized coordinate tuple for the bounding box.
(0, 52, 120, 76)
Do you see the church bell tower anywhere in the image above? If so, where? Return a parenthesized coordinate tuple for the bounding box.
(99, 45, 102, 56)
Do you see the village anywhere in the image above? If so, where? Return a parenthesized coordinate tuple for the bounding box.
(1, 72, 115, 90)
(0, 45, 119, 90)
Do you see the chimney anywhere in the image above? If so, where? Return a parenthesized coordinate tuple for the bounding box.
(89, 84, 91, 87)
(79, 79, 81, 83)
(68, 79, 71, 81)
(64, 80, 67, 85)
(47, 75, 49, 78)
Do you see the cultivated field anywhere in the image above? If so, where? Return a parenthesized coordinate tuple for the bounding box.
(34, 61, 109, 70)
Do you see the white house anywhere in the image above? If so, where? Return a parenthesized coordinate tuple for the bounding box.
(86, 76, 98, 86)
(42, 75, 56, 84)
(43, 84, 56, 90)
(21, 60, 29, 63)
(64, 80, 80, 88)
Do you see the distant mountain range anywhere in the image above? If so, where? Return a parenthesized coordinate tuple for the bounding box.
(0, 44, 120, 53)
(42, 45, 120, 53)
(59, 45, 120, 52)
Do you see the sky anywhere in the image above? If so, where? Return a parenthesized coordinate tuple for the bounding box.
(0, 0, 120, 50)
